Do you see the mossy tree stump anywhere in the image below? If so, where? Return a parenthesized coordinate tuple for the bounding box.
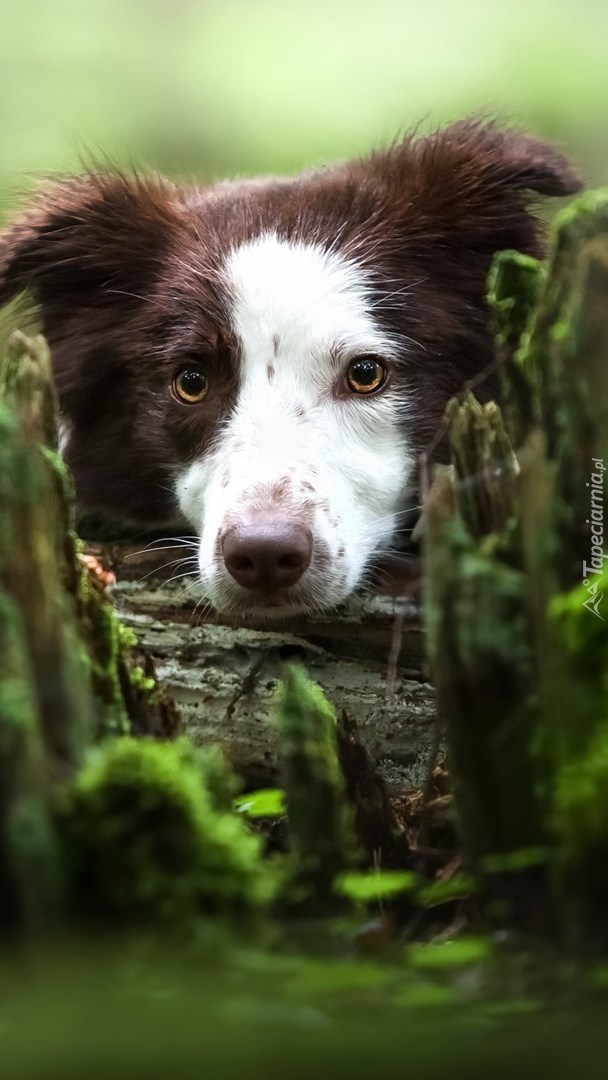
(0, 332, 174, 930)
(424, 192, 608, 937)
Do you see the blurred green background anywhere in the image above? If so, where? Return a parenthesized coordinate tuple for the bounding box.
(0, 0, 606, 214)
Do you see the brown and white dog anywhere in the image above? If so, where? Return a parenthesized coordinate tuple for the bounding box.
(0, 119, 580, 618)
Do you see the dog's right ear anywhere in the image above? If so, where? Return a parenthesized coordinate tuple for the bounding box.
(0, 171, 183, 329)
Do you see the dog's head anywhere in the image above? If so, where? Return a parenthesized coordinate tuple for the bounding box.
(0, 119, 580, 617)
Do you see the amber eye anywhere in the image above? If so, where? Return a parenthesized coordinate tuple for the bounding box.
(172, 367, 209, 404)
(346, 356, 387, 395)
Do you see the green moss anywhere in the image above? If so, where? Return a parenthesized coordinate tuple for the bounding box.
(544, 580, 608, 763)
(554, 726, 608, 937)
(76, 563, 171, 738)
(0, 595, 39, 737)
(0, 594, 64, 925)
(118, 624, 138, 651)
(550, 578, 608, 671)
(57, 737, 272, 925)
(279, 664, 341, 786)
(85, 596, 130, 735)
(0, 405, 41, 509)
(129, 665, 156, 695)
(180, 742, 240, 815)
(278, 665, 354, 906)
(553, 189, 608, 237)
(555, 737, 608, 853)
(488, 249, 544, 353)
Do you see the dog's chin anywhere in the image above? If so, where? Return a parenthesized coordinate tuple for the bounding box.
(205, 581, 347, 623)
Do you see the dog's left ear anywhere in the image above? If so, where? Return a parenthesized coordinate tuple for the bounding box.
(373, 118, 583, 258)
(425, 118, 582, 197)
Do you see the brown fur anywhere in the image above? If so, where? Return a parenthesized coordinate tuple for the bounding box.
(0, 119, 581, 523)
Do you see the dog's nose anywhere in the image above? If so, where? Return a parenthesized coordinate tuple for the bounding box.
(221, 519, 313, 592)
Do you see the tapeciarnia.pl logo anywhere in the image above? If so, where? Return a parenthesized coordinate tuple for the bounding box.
(582, 457, 606, 620)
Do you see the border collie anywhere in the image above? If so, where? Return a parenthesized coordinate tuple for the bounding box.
(0, 119, 580, 618)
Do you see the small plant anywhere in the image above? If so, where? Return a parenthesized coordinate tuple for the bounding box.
(57, 737, 273, 925)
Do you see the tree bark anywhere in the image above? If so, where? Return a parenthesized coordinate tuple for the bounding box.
(84, 541, 436, 794)
(423, 193, 608, 936)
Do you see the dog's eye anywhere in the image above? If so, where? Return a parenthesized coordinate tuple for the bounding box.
(172, 367, 209, 404)
(346, 357, 387, 395)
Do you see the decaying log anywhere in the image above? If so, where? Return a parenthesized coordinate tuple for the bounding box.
(85, 546, 436, 794)
(0, 332, 180, 931)
(0, 333, 92, 929)
(0, 333, 94, 767)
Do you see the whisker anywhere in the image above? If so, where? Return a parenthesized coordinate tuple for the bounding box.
(162, 569, 200, 590)
(125, 537, 198, 560)
(134, 555, 198, 585)
(365, 504, 422, 530)
(191, 595, 216, 628)
(140, 535, 199, 545)
(171, 581, 202, 606)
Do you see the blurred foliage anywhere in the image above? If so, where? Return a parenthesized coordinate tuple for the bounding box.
(58, 736, 273, 924)
(0, 0, 605, 214)
(2, 939, 608, 1077)
(335, 868, 417, 902)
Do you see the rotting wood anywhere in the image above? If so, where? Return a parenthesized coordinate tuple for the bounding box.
(424, 192, 608, 936)
(84, 554, 436, 794)
(0, 332, 178, 931)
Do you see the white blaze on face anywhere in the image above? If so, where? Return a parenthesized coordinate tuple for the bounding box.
(177, 233, 414, 617)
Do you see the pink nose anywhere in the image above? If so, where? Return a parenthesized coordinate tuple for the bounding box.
(221, 519, 313, 592)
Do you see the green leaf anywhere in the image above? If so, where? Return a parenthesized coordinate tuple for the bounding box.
(393, 981, 459, 1009)
(408, 937, 491, 969)
(286, 959, 394, 1001)
(335, 870, 418, 903)
(482, 846, 550, 874)
(235, 788, 286, 818)
(417, 874, 477, 908)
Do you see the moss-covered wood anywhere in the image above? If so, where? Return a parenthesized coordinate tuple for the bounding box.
(424, 191, 608, 937)
(0, 334, 90, 927)
(0, 332, 179, 929)
(279, 665, 354, 908)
